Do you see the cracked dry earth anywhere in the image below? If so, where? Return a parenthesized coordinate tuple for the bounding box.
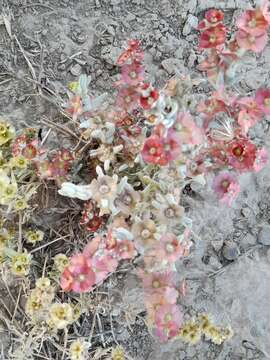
(0, 0, 270, 359)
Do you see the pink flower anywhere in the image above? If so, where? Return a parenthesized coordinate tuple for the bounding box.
(141, 135, 166, 165)
(236, 29, 268, 53)
(140, 270, 176, 291)
(115, 239, 137, 260)
(163, 130, 181, 162)
(121, 61, 144, 86)
(237, 97, 263, 134)
(60, 254, 96, 293)
(89, 255, 118, 284)
(212, 172, 240, 206)
(83, 236, 102, 258)
(197, 98, 227, 120)
(236, 9, 269, 35)
(116, 86, 139, 111)
(199, 24, 227, 49)
(156, 233, 184, 263)
(155, 304, 183, 342)
(227, 139, 257, 171)
(175, 112, 204, 145)
(255, 88, 270, 115)
(254, 147, 269, 172)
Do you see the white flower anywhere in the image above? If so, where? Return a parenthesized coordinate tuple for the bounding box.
(58, 182, 92, 200)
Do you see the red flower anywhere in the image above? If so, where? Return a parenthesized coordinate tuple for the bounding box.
(255, 88, 270, 115)
(198, 9, 224, 30)
(141, 135, 166, 165)
(236, 9, 269, 36)
(139, 83, 159, 110)
(199, 24, 227, 49)
(227, 139, 257, 171)
(236, 29, 268, 53)
(205, 9, 224, 24)
(61, 254, 96, 293)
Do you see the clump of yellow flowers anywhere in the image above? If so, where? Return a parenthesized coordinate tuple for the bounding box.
(25, 229, 44, 244)
(0, 119, 16, 146)
(26, 277, 81, 331)
(11, 250, 32, 276)
(179, 313, 233, 345)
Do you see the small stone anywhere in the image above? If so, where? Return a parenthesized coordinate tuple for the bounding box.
(70, 63, 82, 76)
(222, 242, 240, 261)
(258, 225, 270, 245)
(241, 206, 252, 218)
(211, 239, 224, 252)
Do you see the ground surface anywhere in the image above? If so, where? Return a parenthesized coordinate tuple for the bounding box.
(0, 0, 270, 359)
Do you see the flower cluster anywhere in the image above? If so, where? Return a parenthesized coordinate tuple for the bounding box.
(179, 314, 233, 345)
(1, 3, 270, 355)
(26, 277, 80, 331)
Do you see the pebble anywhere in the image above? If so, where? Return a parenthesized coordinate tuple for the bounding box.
(70, 63, 82, 76)
(211, 239, 224, 252)
(258, 225, 270, 245)
(222, 241, 240, 260)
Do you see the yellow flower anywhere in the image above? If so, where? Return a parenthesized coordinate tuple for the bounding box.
(26, 290, 44, 316)
(179, 322, 202, 345)
(111, 346, 125, 360)
(11, 250, 31, 276)
(69, 339, 87, 360)
(0, 120, 15, 146)
(48, 303, 74, 329)
(0, 183, 18, 205)
(36, 277, 51, 290)
(10, 155, 29, 170)
(0, 228, 10, 248)
(54, 253, 70, 272)
(14, 198, 28, 211)
(25, 230, 44, 244)
(68, 81, 79, 93)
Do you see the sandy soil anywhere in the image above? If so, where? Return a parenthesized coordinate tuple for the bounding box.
(0, 0, 270, 359)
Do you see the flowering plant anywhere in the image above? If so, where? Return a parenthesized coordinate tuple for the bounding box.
(1, 2, 270, 358)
